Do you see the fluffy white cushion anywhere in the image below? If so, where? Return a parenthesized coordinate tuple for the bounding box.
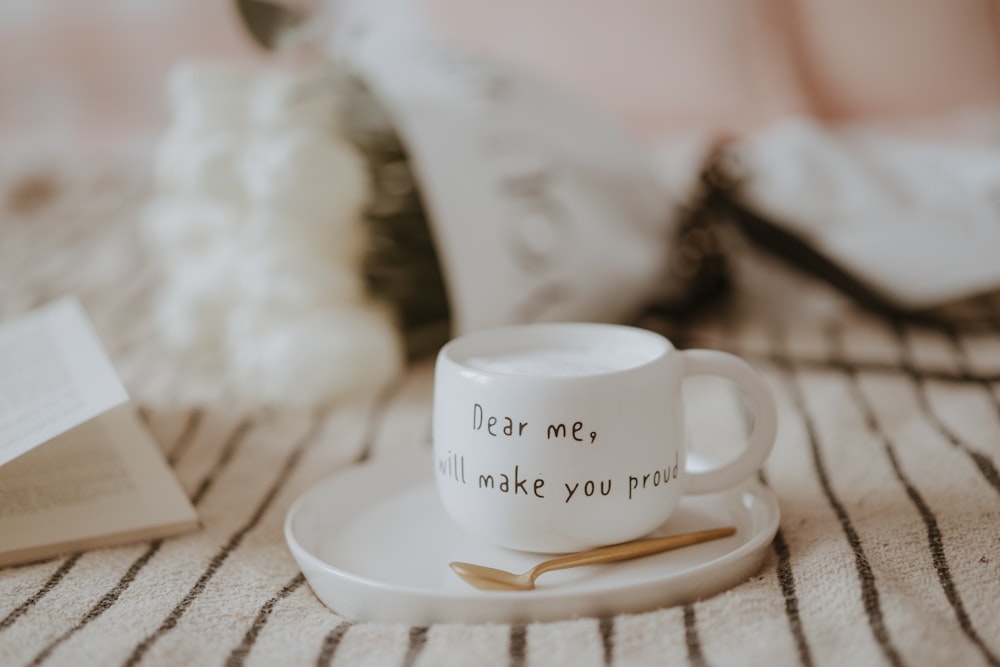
(145, 61, 404, 408)
(241, 127, 371, 222)
(224, 304, 404, 407)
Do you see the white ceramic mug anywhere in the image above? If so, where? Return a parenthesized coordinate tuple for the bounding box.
(432, 322, 778, 553)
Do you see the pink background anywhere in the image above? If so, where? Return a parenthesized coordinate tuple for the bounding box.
(2, 0, 999, 165)
(427, 0, 1000, 138)
(0, 1, 257, 167)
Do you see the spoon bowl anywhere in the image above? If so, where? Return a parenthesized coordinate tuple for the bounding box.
(450, 526, 737, 591)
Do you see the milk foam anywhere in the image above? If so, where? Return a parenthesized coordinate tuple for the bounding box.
(465, 347, 640, 376)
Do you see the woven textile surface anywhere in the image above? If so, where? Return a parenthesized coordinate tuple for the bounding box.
(1, 171, 999, 667)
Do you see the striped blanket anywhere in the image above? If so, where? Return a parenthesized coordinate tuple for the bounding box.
(1, 172, 998, 666)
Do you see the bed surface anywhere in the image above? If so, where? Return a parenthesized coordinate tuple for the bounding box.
(2, 170, 998, 666)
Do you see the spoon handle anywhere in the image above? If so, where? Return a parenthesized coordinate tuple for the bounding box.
(532, 527, 737, 580)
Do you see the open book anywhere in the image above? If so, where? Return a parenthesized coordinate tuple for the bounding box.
(0, 298, 198, 567)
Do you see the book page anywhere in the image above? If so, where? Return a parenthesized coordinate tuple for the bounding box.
(0, 297, 128, 467)
(0, 405, 199, 566)
(0, 297, 198, 566)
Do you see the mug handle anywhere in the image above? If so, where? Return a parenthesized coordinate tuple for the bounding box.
(680, 349, 778, 494)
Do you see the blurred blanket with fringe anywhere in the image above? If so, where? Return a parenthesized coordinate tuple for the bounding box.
(1, 169, 999, 667)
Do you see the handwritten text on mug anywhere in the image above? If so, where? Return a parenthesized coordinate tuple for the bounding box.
(438, 402, 682, 503)
(473, 402, 598, 443)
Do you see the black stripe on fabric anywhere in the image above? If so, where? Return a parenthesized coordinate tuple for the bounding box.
(123, 418, 322, 667)
(683, 343, 1000, 385)
(834, 349, 1000, 666)
(224, 573, 307, 667)
(189, 419, 254, 505)
(355, 378, 410, 464)
(401, 626, 430, 667)
(598, 616, 615, 667)
(181, 417, 249, 507)
(310, 390, 402, 666)
(683, 604, 707, 667)
(776, 357, 905, 667)
(941, 328, 1000, 499)
(21, 416, 239, 665)
(0, 554, 81, 633)
(167, 408, 204, 466)
(944, 327, 1000, 423)
(771, 528, 815, 667)
(509, 624, 527, 667)
(315, 621, 352, 667)
(727, 329, 813, 667)
(758, 470, 814, 667)
(25, 543, 164, 667)
(892, 327, 1000, 499)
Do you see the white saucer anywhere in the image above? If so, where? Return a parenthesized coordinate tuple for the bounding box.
(284, 451, 780, 624)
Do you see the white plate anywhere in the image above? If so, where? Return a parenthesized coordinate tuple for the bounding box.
(284, 451, 780, 624)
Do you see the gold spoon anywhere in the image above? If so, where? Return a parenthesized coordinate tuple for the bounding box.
(450, 526, 737, 591)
